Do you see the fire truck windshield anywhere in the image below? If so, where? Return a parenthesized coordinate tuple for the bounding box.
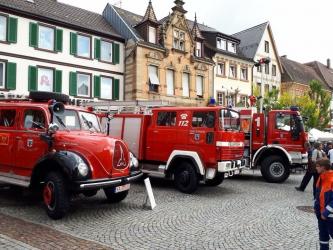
(219, 109, 240, 131)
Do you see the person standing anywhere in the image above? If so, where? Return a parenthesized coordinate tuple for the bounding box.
(327, 143, 333, 169)
(314, 159, 333, 250)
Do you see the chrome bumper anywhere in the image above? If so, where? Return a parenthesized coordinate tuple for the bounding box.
(218, 159, 246, 173)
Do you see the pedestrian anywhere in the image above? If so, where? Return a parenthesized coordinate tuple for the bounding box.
(324, 142, 332, 156)
(295, 142, 324, 197)
(327, 143, 333, 169)
(314, 159, 333, 250)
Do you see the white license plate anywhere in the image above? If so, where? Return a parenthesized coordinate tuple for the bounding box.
(234, 170, 240, 175)
(114, 184, 130, 193)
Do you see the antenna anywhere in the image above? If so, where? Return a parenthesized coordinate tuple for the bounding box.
(112, 0, 122, 8)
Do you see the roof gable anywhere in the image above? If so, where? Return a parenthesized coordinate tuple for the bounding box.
(305, 61, 333, 89)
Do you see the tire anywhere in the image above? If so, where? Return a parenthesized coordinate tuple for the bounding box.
(104, 189, 129, 203)
(29, 91, 70, 104)
(43, 172, 70, 220)
(174, 162, 199, 194)
(205, 173, 224, 186)
(260, 156, 290, 183)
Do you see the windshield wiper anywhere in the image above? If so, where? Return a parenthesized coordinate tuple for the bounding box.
(55, 115, 67, 129)
(81, 114, 98, 132)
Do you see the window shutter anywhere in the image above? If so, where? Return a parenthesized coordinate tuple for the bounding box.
(28, 66, 37, 91)
(7, 17, 18, 43)
(55, 29, 63, 52)
(112, 78, 120, 100)
(69, 72, 77, 96)
(94, 75, 101, 98)
(29, 22, 38, 47)
(54, 70, 62, 93)
(6, 62, 16, 90)
(70, 32, 77, 55)
(112, 42, 120, 64)
(94, 38, 101, 59)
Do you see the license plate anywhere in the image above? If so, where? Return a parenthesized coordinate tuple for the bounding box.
(234, 170, 240, 175)
(114, 184, 130, 193)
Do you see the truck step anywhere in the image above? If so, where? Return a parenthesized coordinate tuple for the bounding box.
(142, 164, 166, 178)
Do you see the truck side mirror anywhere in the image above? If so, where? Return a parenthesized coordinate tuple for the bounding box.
(48, 123, 59, 134)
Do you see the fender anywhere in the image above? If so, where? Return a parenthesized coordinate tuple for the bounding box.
(166, 150, 205, 176)
(252, 145, 292, 166)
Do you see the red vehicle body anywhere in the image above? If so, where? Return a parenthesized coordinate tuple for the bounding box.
(239, 107, 308, 183)
(0, 92, 141, 219)
(104, 106, 245, 193)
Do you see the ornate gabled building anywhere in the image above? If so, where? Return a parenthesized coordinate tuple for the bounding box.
(103, 0, 214, 106)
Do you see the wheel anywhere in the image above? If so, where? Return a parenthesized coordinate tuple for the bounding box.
(29, 91, 70, 103)
(104, 189, 128, 203)
(205, 173, 224, 186)
(83, 190, 98, 198)
(260, 156, 290, 183)
(43, 172, 70, 220)
(174, 162, 199, 194)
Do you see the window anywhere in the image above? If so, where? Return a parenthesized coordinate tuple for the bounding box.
(257, 82, 262, 95)
(38, 68, 54, 92)
(148, 26, 156, 44)
(77, 35, 91, 58)
(157, 112, 176, 126)
(216, 38, 226, 50)
(0, 16, 7, 42)
(276, 114, 291, 131)
(100, 77, 112, 99)
(196, 41, 202, 57)
(54, 109, 81, 131)
(23, 109, 46, 130)
(0, 62, 5, 89)
(38, 25, 54, 51)
(192, 111, 215, 128)
(265, 41, 269, 53)
(173, 29, 185, 51)
(217, 92, 225, 106)
(227, 41, 236, 53)
(166, 69, 174, 95)
(264, 84, 269, 94)
(272, 64, 277, 76)
(196, 75, 203, 97)
(265, 63, 269, 74)
(182, 72, 190, 97)
(257, 65, 262, 73)
(148, 65, 159, 92)
(217, 63, 225, 76)
(229, 65, 236, 78)
(0, 109, 16, 127)
(240, 68, 248, 80)
(101, 40, 112, 62)
(77, 73, 90, 97)
(241, 95, 247, 106)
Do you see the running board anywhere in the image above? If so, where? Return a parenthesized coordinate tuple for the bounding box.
(142, 164, 166, 178)
(0, 175, 30, 187)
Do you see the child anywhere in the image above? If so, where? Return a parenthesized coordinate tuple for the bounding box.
(314, 159, 333, 250)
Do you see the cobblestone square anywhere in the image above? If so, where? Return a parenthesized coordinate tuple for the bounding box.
(0, 170, 328, 249)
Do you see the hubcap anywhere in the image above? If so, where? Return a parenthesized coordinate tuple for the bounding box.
(43, 182, 55, 210)
(269, 162, 285, 178)
(179, 170, 190, 187)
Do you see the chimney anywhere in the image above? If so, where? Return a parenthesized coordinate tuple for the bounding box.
(327, 58, 331, 69)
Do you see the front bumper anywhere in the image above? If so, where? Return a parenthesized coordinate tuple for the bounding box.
(218, 159, 246, 173)
(74, 170, 143, 190)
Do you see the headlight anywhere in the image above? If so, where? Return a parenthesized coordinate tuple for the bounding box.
(78, 161, 89, 177)
(66, 151, 90, 177)
(130, 152, 139, 169)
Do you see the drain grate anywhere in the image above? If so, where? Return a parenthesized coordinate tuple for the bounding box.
(296, 206, 314, 213)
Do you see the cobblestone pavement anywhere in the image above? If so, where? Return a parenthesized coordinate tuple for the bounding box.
(0, 170, 328, 249)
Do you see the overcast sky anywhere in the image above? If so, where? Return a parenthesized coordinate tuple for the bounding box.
(60, 0, 333, 66)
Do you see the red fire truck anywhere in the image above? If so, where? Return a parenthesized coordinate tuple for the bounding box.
(99, 104, 245, 194)
(239, 107, 308, 183)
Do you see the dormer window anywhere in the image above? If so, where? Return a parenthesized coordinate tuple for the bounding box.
(227, 41, 236, 53)
(217, 37, 226, 50)
(173, 29, 185, 51)
(195, 41, 202, 57)
(148, 26, 156, 44)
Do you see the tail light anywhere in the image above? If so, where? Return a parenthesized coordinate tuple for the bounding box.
(113, 141, 129, 170)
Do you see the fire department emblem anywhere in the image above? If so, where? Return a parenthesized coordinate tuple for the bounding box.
(194, 133, 200, 141)
(0, 134, 9, 145)
(27, 139, 33, 148)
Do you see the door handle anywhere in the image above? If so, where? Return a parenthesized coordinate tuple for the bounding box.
(15, 136, 22, 140)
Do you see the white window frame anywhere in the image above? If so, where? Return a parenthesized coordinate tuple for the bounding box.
(100, 76, 113, 100)
(182, 72, 190, 97)
(100, 40, 113, 62)
(265, 41, 269, 53)
(216, 37, 226, 50)
(196, 75, 203, 97)
(217, 91, 225, 106)
(0, 62, 5, 89)
(148, 26, 156, 44)
(227, 41, 236, 53)
(38, 25, 55, 51)
(166, 69, 174, 96)
(148, 65, 159, 86)
(0, 15, 7, 42)
(173, 29, 185, 51)
(240, 68, 248, 80)
(272, 64, 277, 76)
(37, 67, 54, 92)
(77, 73, 91, 97)
(196, 41, 202, 57)
(77, 34, 91, 58)
(265, 64, 270, 75)
(217, 63, 225, 76)
(229, 65, 236, 78)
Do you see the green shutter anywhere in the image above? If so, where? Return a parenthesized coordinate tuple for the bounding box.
(112, 42, 120, 64)
(69, 72, 77, 96)
(29, 22, 38, 47)
(54, 70, 62, 93)
(28, 66, 37, 91)
(6, 62, 16, 90)
(7, 17, 18, 43)
(112, 78, 119, 100)
(70, 32, 77, 55)
(55, 29, 63, 52)
(94, 75, 101, 98)
(94, 38, 101, 60)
